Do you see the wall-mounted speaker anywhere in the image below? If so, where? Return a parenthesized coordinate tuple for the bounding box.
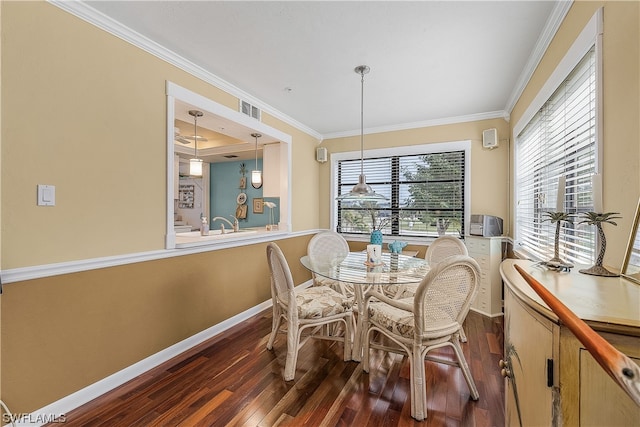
(316, 147, 327, 163)
(482, 128, 498, 149)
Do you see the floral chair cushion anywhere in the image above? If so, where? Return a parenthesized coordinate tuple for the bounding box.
(367, 297, 415, 338)
(386, 282, 419, 299)
(294, 286, 352, 319)
(368, 296, 459, 339)
(313, 276, 355, 299)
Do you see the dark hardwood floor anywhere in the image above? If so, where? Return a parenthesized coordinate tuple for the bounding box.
(51, 310, 504, 426)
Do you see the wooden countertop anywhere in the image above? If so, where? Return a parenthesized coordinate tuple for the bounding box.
(500, 259, 640, 335)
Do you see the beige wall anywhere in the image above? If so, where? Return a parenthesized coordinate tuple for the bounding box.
(261, 114, 322, 231)
(0, 1, 319, 413)
(1, 235, 313, 412)
(510, 1, 640, 266)
(320, 118, 511, 231)
(0, 1, 320, 269)
(2, 0, 638, 416)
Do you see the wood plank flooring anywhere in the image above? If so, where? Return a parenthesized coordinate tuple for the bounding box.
(50, 310, 504, 426)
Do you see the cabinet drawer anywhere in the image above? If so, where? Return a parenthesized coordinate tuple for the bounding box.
(473, 294, 489, 311)
(470, 255, 490, 275)
(465, 238, 489, 253)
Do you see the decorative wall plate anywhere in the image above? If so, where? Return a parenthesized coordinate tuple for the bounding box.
(237, 192, 247, 205)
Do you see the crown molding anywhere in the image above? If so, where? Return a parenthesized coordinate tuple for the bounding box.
(48, 0, 323, 141)
(323, 110, 509, 140)
(504, 0, 573, 114)
(48, 0, 563, 147)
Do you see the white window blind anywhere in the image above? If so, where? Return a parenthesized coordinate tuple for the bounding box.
(336, 150, 466, 237)
(515, 46, 597, 264)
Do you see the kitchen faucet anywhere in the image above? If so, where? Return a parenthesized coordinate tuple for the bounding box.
(212, 216, 239, 233)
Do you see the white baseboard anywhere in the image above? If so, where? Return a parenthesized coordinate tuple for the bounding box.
(470, 307, 504, 318)
(10, 280, 312, 427)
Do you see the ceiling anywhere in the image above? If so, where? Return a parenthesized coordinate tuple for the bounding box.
(84, 1, 563, 142)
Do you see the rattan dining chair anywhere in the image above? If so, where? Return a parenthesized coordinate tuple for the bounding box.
(394, 235, 471, 341)
(265, 242, 354, 381)
(307, 231, 354, 299)
(425, 235, 469, 264)
(362, 255, 481, 421)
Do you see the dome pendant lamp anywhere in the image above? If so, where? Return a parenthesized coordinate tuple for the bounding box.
(337, 65, 387, 201)
(251, 133, 263, 189)
(188, 109, 204, 177)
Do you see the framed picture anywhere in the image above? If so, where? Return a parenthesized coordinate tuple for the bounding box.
(253, 198, 264, 214)
(621, 198, 640, 284)
(178, 184, 194, 209)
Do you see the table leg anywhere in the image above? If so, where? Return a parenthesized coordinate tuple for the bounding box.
(351, 284, 369, 362)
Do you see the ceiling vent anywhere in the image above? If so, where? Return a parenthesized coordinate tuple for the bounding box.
(240, 100, 261, 120)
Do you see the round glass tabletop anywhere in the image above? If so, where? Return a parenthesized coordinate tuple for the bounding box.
(300, 252, 429, 285)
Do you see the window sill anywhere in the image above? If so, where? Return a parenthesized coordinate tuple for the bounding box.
(340, 233, 441, 247)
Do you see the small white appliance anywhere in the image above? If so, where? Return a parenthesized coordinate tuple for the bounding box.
(470, 214, 503, 237)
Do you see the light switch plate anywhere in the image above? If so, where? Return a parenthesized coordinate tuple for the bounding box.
(37, 184, 55, 206)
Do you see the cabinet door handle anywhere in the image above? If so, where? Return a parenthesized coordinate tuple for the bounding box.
(499, 359, 511, 378)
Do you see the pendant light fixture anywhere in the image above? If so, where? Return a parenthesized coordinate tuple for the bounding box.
(251, 133, 263, 189)
(337, 65, 387, 201)
(188, 109, 204, 177)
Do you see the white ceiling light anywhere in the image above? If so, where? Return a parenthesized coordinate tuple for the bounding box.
(251, 133, 263, 189)
(337, 65, 387, 201)
(188, 110, 204, 177)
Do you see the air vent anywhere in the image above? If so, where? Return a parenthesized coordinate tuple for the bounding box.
(240, 100, 261, 120)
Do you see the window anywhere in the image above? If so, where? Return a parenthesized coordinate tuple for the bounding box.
(515, 46, 598, 264)
(333, 142, 470, 239)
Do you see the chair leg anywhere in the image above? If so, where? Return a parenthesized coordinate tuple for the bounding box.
(411, 346, 427, 421)
(343, 317, 353, 361)
(266, 307, 281, 350)
(452, 339, 480, 400)
(459, 326, 468, 343)
(283, 322, 300, 381)
(362, 327, 372, 373)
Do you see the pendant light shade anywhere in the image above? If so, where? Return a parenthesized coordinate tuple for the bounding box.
(336, 65, 387, 201)
(251, 133, 263, 189)
(188, 110, 204, 177)
(189, 158, 203, 177)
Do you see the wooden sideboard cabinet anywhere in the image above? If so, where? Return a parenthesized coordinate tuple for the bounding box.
(465, 236, 504, 317)
(500, 259, 640, 426)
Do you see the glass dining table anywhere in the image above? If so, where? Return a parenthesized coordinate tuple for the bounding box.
(300, 251, 430, 361)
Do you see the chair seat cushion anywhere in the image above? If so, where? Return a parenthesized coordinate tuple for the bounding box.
(314, 276, 355, 299)
(296, 286, 352, 319)
(368, 297, 461, 339)
(368, 298, 415, 338)
(386, 282, 419, 299)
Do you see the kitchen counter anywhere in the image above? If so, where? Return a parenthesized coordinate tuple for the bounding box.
(174, 227, 287, 249)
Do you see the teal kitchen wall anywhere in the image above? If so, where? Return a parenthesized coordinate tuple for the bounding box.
(210, 160, 279, 228)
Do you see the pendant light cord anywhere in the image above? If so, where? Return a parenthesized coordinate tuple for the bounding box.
(360, 69, 364, 177)
(188, 109, 203, 159)
(193, 114, 198, 159)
